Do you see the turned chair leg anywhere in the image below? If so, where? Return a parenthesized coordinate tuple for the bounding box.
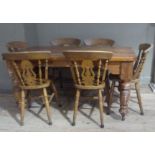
(105, 77, 111, 114)
(43, 88, 52, 125)
(135, 81, 144, 115)
(98, 89, 104, 128)
(72, 89, 80, 126)
(20, 90, 25, 126)
(27, 90, 32, 109)
(59, 69, 63, 89)
(108, 81, 115, 114)
(50, 82, 62, 107)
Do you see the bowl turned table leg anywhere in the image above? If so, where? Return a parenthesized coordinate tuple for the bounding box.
(119, 82, 131, 121)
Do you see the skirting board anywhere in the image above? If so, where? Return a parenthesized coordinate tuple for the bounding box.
(149, 83, 155, 93)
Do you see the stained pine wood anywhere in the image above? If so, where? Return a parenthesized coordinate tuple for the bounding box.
(108, 43, 151, 117)
(2, 51, 59, 126)
(26, 46, 136, 62)
(63, 50, 112, 128)
(15, 45, 136, 120)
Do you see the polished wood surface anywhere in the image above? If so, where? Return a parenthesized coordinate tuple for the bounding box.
(63, 51, 113, 128)
(26, 46, 135, 78)
(11, 46, 136, 120)
(27, 46, 135, 61)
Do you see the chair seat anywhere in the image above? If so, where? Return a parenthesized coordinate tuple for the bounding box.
(109, 73, 139, 84)
(20, 80, 51, 90)
(75, 84, 105, 90)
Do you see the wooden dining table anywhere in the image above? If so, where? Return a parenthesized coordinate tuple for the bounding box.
(26, 46, 136, 120)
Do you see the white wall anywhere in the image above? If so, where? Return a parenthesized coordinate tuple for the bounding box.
(36, 23, 155, 83)
(0, 23, 26, 91)
(24, 23, 38, 46)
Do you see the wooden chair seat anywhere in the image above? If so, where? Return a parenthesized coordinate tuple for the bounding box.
(20, 80, 51, 90)
(109, 74, 140, 83)
(75, 84, 105, 90)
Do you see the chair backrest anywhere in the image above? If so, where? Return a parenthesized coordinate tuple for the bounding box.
(51, 38, 81, 47)
(7, 41, 28, 52)
(84, 38, 115, 47)
(63, 50, 113, 87)
(2, 51, 51, 87)
(133, 43, 151, 79)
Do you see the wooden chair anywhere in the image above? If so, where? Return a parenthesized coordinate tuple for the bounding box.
(7, 41, 28, 52)
(7, 41, 61, 107)
(108, 43, 151, 115)
(63, 50, 112, 128)
(51, 38, 81, 89)
(84, 38, 115, 47)
(2, 51, 55, 126)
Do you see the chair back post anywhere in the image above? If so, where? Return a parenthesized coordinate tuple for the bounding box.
(38, 60, 43, 84)
(102, 60, 109, 83)
(133, 43, 151, 79)
(45, 59, 48, 81)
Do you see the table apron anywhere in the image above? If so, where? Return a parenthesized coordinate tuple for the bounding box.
(48, 60, 134, 82)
